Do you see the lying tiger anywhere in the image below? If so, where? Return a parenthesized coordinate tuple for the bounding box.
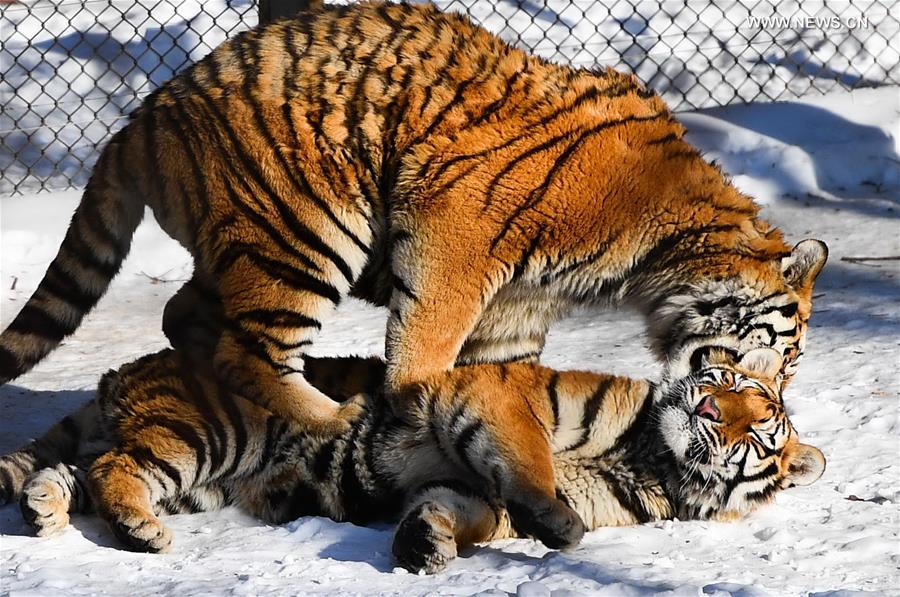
(0, 347, 823, 573)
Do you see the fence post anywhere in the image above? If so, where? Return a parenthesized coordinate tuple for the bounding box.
(259, 0, 322, 24)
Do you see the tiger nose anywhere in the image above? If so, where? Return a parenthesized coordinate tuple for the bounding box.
(694, 395, 720, 422)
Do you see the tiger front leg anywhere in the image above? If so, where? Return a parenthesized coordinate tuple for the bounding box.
(393, 483, 502, 574)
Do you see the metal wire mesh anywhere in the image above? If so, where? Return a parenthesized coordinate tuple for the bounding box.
(2, 0, 898, 195)
(1, 0, 259, 195)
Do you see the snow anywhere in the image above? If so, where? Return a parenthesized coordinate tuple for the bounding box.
(1, 86, 899, 596)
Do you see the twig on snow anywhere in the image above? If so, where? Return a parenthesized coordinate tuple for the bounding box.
(840, 256, 900, 267)
(137, 270, 189, 284)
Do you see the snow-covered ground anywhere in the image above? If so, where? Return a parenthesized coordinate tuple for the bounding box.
(1, 86, 898, 595)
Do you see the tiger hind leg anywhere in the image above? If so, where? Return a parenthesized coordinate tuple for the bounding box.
(393, 483, 502, 574)
(87, 450, 174, 553)
(19, 463, 92, 536)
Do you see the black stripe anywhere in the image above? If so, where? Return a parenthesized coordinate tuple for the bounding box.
(607, 385, 656, 455)
(134, 414, 208, 481)
(216, 245, 341, 305)
(0, 346, 20, 380)
(6, 305, 75, 341)
(410, 51, 499, 148)
(178, 365, 227, 476)
(168, 96, 332, 278)
(238, 34, 372, 256)
(61, 226, 120, 279)
(483, 129, 577, 211)
(647, 132, 680, 145)
(158, 103, 212, 232)
(338, 421, 376, 522)
(744, 482, 779, 504)
(540, 235, 618, 286)
(312, 438, 338, 481)
(129, 445, 182, 490)
(720, 443, 751, 507)
(512, 225, 543, 279)
(547, 373, 560, 432)
(453, 420, 484, 477)
(38, 263, 101, 313)
(738, 322, 778, 342)
(259, 332, 313, 352)
(254, 415, 282, 473)
(216, 388, 249, 478)
(740, 461, 779, 484)
(598, 468, 654, 523)
(155, 107, 201, 245)
(428, 83, 618, 186)
(466, 66, 524, 128)
(623, 223, 743, 284)
(241, 249, 339, 304)
(236, 309, 321, 330)
(225, 326, 287, 373)
(79, 189, 124, 256)
(0, 467, 16, 495)
(566, 378, 613, 451)
(391, 273, 417, 301)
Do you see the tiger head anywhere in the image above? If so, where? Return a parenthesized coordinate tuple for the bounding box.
(656, 239, 828, 390)
(656, 347, 825, 521)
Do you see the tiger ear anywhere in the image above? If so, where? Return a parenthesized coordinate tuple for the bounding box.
(694, 346, 740, 371)
(738, 348, 783, 380)
(782, 443, 825, 488)
(781, 239, 828, 290)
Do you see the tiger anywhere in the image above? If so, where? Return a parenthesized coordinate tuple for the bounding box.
(0, 1, 827, 507)
(0, 346, 824, 574)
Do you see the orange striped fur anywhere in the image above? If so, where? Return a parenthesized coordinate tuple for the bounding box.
(1, 3, 826, 500)
(0, 347, 823, 572)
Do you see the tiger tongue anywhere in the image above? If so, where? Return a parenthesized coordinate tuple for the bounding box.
(694, 395, 720, 422)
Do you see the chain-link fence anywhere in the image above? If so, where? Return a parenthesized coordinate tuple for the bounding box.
(2, 0, 898, 195)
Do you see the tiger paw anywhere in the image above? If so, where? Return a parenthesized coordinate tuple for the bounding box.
(293, 396, 366, 438)
(506, 495, 585, 550)
(337, 393, 367, 424)
(19, 475, 71, 536)
(392, 501, 458, 574)
(106, 510, 173, 553)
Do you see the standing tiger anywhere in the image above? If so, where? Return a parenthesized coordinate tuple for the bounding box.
(0, 347, 824, 574)
(0, 2, 826, 503)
